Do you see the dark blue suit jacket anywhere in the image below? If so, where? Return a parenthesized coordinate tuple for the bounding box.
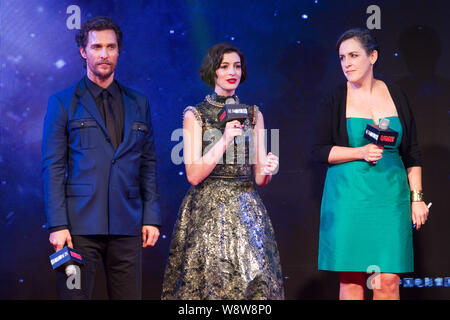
(42, 77, 161, 235)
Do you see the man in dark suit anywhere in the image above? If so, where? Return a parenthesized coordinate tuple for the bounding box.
(42, 16, 161, 299)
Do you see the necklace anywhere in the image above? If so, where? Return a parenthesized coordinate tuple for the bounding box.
(205, 94, 240, 108)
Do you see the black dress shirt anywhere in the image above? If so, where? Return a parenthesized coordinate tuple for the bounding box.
(85, 76, 124, 150)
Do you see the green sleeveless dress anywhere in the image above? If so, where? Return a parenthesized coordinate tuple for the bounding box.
(318, 117, 414, 273)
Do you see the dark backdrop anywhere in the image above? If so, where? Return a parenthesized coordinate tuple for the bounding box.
(0, 0, 448, 299)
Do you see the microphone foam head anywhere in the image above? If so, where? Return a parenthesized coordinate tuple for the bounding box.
(65, 265, 77, 277)
(379, 118, 390, 130)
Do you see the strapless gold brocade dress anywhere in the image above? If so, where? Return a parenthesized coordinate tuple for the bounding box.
(161, 95, 284, 300)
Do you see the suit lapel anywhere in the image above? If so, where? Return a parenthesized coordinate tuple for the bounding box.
(75, 78, 139, 156)
(75, 79, 109, 137)
(114, 88, 138, 157)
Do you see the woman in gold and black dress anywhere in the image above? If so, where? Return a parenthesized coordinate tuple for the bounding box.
(161, 43, 284, 300)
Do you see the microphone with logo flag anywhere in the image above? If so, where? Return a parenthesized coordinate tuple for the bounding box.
(217, 97, 248, 145)
(49, 246, 84, 277)
(363, 118, 399, 165)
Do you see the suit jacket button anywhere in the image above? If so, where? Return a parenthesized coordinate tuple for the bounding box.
(111, 159, 116, 164)
(106, 138, 111, 143)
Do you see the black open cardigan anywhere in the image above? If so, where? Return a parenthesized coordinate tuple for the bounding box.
(311, 82, 422, 168)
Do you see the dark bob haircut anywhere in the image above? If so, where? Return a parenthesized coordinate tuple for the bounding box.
(199, 43, 247, 88)
(336, 28, 379, 55)
(75, 16, 123, 67)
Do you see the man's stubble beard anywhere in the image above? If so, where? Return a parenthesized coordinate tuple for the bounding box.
(86, 58, 117, 80)
(93, 63, 116, 80)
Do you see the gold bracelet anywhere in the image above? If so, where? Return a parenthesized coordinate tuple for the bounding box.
(411, 190, 423, 202)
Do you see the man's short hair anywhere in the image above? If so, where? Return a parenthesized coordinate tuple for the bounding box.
(75, 16, 122, 67)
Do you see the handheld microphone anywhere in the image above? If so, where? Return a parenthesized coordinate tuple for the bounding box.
(217, 97, 248, 144)
(49, 246, 84, 277)
(217, 97, 248, 125)
(364, 118, 399, 166)
(364, 118, 398, 146)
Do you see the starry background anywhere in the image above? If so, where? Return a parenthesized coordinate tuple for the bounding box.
(0, 0, 449, 299)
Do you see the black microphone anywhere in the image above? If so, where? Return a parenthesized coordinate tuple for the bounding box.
(363, 118, 399, 165)
(217, 97, 248, 145)
(217, 97, 248, 125)
(49, 246, 84, 277)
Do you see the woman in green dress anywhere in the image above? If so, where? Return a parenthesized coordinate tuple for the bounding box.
(161, 43, 284, 299)
(312, 28, 430, 300)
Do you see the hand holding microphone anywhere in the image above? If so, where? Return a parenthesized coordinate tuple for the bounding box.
(360, 143, 384, 164)
(49, 246, 84, 277)
(49, 229, 84, 277)
(223, 120, 244, 147)
(217, 96, 248, 146)
(49, 229, 73, 252)
(217, 97, 248, 125)
(363, 118, 398, 165)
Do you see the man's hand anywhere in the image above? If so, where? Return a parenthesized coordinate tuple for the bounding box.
(49, 229, 73, 252)
(142, 225, 160, 248)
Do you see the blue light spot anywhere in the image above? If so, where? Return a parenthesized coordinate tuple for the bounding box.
(178, 171, 184, 176)
(301, 14, 309, 19)
(394, 52, 399, 57)
(230, 36, 235, 41)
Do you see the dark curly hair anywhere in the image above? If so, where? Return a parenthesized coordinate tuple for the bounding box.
(75, 16, 122, 67)
(336, 28, 379, 55)
(199, 43, 247, 88)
